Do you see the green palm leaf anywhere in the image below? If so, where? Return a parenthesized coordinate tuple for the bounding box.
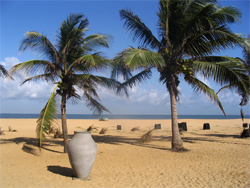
(0, 64, 11, 79)
(20, 73, 56, 85)
(68, 53, 108, 73)
(186, 76, 225, 115)
(58, 13, 89, 53)
(83, 34, 112, 51)
(193, 57, 248, 89)
(19, 31, 59, 63)
(114, 47, 164, 70)
(120, 9, 161, 50)
(82, 91, 111, 116)
(9, 60, 57, 78)
(36, 86, 58, 149)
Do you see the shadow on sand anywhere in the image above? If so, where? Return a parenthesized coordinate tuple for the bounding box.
(1, 131, 248, 156)
(0, 136, 65, 154)
(47, 165, 74, 177)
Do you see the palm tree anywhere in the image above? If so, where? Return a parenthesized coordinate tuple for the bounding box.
(10, 13, 127, 153)
(112, 0, 249, 151)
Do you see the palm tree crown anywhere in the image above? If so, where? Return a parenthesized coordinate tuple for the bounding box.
(10, 13, 126, 152)
(112, 0, 249, 151)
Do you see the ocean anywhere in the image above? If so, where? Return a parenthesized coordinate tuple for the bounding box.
(0, 113, 248, 119)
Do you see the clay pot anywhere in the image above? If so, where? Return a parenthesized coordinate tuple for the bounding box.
(67, 131, 97, 179)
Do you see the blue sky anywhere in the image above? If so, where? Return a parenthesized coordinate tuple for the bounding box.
(0, 0, 249, 116)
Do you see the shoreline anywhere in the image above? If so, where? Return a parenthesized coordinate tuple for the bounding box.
(1, 118, 250, 187)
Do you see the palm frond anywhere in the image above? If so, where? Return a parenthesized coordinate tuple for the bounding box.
(186, 76, 225, 115)
(57, 13, 89, 53)
(9, 60, 57, 78)
(193, 57, 248, 87)
(111, 54, 133, 80)
(119, 68, 152, 90)
(19, 31, 59, 63)
(68, 53, 108, 74)
(94, 75, 129, 97)
(0, 64, 11, 79)
(113, 47, 164, 70)
(240, 107, 244, 121)
(82, 91, 111, 116)
(120, 9, 161, 50)
(83, 34, 112, 51)
(20, 73, 56, 85)
(36, 86, 58, 149)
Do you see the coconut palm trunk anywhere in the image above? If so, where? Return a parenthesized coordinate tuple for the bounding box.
(61, 91, 68, 153)
(169, 86, 183, 150)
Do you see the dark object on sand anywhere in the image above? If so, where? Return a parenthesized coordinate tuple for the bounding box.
(178, 122, 187, 131)
(99, 118, 108, 121)
(117, 125, 122, 130)
(203, 123, 210, 130)
(243, 123, 248, 128)
(154, 124, 161, 129)
(240, 128, 250, 138)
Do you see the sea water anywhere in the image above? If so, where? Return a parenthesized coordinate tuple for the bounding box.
(0, 113, 248, 119)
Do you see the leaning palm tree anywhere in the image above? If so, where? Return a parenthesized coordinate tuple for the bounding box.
(10, 13, 127, 153)
(112, 0, 249, 151)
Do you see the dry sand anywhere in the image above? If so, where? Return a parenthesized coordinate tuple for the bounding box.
(0, 118, 250, 188)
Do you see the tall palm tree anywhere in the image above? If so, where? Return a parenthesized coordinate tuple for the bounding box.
(112, 0, 249, 151)
(10, 13, 127, 153)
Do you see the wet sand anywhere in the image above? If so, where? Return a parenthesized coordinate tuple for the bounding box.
(0, 118, 250, 188)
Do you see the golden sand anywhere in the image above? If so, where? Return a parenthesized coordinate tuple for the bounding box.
(0, 118, 250, 188)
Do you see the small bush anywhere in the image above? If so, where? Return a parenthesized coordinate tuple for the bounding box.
(87, 125, 98, 132)
(0, 127, 5, 135)
(131, 127, 140, 131)
(99, 127, 108, 134)
(54, 130, 63, 138)
(140, 129, 154, 143)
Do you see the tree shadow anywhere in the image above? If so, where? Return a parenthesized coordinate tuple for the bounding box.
(203, 133, 241, 138)
(0, 137, 65, 154)
(47, 165, 74, 177)
(92, 134, 173, 151)
(0, 137, 38, 145)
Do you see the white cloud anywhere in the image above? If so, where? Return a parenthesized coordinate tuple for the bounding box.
(0, 57, 55, 100)
(0, 57, 21, 70)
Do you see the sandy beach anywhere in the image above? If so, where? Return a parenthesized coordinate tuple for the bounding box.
(0, 118, 250, 188)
